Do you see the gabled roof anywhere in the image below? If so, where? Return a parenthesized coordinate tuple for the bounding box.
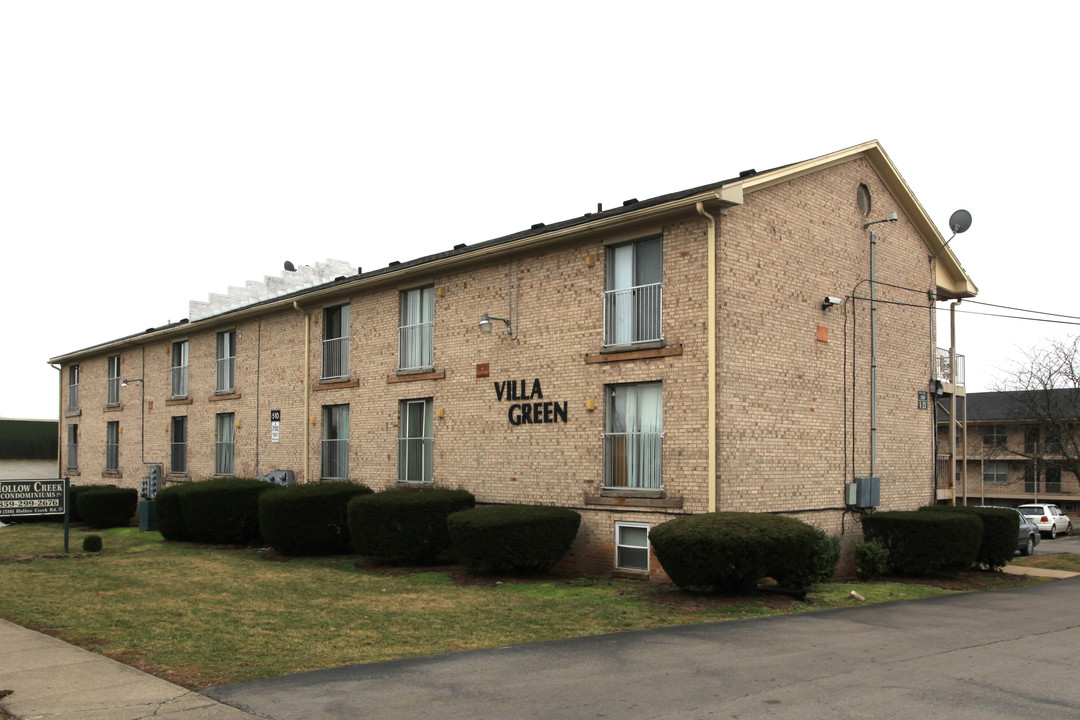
(49, 140, 976, 364)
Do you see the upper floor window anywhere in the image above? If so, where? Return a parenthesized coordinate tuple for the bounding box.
(216, 330, 236, 393)
(983, 461, 1008, 484)
(399, 286, 434, 372)
(171, 341, 189, 398)
(398, 398, 433, 484)
(321, 404, 350, 480)
(982, 425, 1007, 447)
(105, 421, 120, 472)
(66, 424, 78, 470)
(67, 365, 79, 410)
(603, 382, 663, 490)
(322, 305, 350, 380)
(107, 355, 121, 405)
(170, 416, 187, 475)
(604, 236, 663, 347)
(215, 412, 235, 476)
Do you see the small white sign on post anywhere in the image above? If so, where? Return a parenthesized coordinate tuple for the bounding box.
(271, 409, 281, 443)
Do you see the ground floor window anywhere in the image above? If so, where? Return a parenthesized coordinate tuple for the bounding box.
(215, 413, 235, 476)
(983, 461, 1008, 484)
(615, 522, 650, 571)
(603, 382, 663, 490)
(66, 424, 78, 470)
(171, 416, 187, 474)
(105, 421, 119, 472)
(398, 398, 433, 483)
(321, 404, 350, 480)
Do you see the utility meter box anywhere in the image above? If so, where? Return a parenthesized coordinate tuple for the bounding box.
(850, 477, 881, 508)
(258, 470, 295, 487)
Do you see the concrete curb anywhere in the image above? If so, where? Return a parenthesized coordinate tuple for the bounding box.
(1001, 564, 1079, 578)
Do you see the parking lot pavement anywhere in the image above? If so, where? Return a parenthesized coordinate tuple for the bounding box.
(1032, 533, 1080, 556)
(205, 578, 1080, 720)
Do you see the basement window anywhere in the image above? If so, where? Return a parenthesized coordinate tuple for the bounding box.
(615, 522, 650, 572)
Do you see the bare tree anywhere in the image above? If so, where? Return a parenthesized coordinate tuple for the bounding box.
(994, 336, 1080, 487)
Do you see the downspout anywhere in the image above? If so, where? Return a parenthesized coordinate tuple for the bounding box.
(294, 301, 311, 483)
(696, 202, 718, 512)
(949, 299, 961, 505)
(51, 363, 62, 478)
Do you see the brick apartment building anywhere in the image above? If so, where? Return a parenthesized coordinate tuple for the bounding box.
(49, 140, 977, 578)
(937, 390, 1080, 513)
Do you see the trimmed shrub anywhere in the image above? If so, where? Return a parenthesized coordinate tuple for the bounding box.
(649, 512, 839, 593)
(82, 534, 103, 552)
(861, 510, 981, 575)
(155, 483, 195, 541)
(178, 478, 280, 545)
(69, 484, 116, 524)
(447, 504, 581, 573)
(348, 487, 475, 564)
(259, 481, 373, 556)
(76, 487, 138, 529)
(855, 539, 889, 580)
(919, 505, 1016, 570)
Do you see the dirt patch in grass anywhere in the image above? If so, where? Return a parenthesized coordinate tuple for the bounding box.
(880, 570, 1037, 592)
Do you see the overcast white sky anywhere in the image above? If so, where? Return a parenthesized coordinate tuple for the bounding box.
(2, 2, 1078, 420)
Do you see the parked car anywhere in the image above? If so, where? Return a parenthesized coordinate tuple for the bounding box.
(1017, 503, 1073, 539)
(979, 507, 1040, 556)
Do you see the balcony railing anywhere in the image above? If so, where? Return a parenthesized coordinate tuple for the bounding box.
(66, 443, 78, 470)
(107, 377, 120, 405)
(603, 431, 663, 490)
(170, 442, 187, 474)
(935, 347, 965, 386)
(397, 437, 433, 484)
(321, 438, 349, 480)
(68, 384, 79, 410)
(322, 337, 349, 380)
(603, 283, 663, 347)
(398, 322, 434, 371)
(105, 442, 119, 472)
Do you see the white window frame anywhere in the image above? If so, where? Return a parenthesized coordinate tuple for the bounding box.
(68, 365, 79, 411)
(398, 286, 435, 372)
(106, 355, 121, 406)
(216, 330, 236, 393)
(398, 398, 434, 484)
(603, 236, 663, 348)
(983, 460, 1008, 484)
(321, 404, 350, 480)
(171, 340, 189, 398)
(615, 522, 650, 572)
(66, 424, 78, 470)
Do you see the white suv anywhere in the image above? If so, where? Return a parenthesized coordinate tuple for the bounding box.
(1017, 504, 1073, 539)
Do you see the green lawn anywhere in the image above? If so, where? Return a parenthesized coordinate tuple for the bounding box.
(0, 522, 1046, 690)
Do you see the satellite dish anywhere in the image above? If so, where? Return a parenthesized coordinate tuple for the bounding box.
(949, 209, 972, 235)
(284, 261, 296, 272)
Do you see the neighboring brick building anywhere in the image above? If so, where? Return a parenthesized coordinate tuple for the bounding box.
(0, 418, 58, 480)
(936, 390, 1080, 513)
(49, 140, 977, 578)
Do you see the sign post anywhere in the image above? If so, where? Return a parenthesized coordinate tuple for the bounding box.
(0, 477, 70, 553)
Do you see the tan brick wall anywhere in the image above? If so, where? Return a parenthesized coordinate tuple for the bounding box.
(57, 155, 943, 577)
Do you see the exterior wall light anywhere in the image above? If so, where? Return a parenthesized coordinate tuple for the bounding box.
(479, 313, 512, 335)
(121, 378, 143, 387)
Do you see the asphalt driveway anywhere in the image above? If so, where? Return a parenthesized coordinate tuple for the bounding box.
(206, 577, 1080, 719)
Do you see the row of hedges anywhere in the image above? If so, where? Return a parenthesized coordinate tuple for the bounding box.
(155, 481, 583, 573)
(860, 504, 1016, 576)
(648, 512, 840, 593)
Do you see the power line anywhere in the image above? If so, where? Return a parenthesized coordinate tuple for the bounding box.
(960, 299, 1080, 321)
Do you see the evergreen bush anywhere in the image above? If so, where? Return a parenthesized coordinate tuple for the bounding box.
(76, 487, 138, 529)
(178, 478, 280, 545)
(155, 483, 195, 541)
(919, 505, 1016, 570)
(82, 534, 103, 552)
(447, 504, 581, 573)
(861, 510, 981, 575)
(855, 539, 889, 580)
(69, 484, 116, 524)
(259, 481, 373, 556)
(649, 512, 839, 593)
(348, 487, 475, 564)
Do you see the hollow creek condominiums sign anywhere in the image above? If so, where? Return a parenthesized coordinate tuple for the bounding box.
(0, 479, 66, 518)
(493, 378, 568, 426)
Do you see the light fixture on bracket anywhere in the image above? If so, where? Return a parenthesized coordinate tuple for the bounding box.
(479, 312, 512, 335)
(121, 378, 144, 387)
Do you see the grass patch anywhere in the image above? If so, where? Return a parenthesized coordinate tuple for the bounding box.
(0, 522, 1052, 690)
(1010, 553, 1080, 573)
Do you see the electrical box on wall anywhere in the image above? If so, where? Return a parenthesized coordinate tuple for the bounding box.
(849, 477, 880, 508)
